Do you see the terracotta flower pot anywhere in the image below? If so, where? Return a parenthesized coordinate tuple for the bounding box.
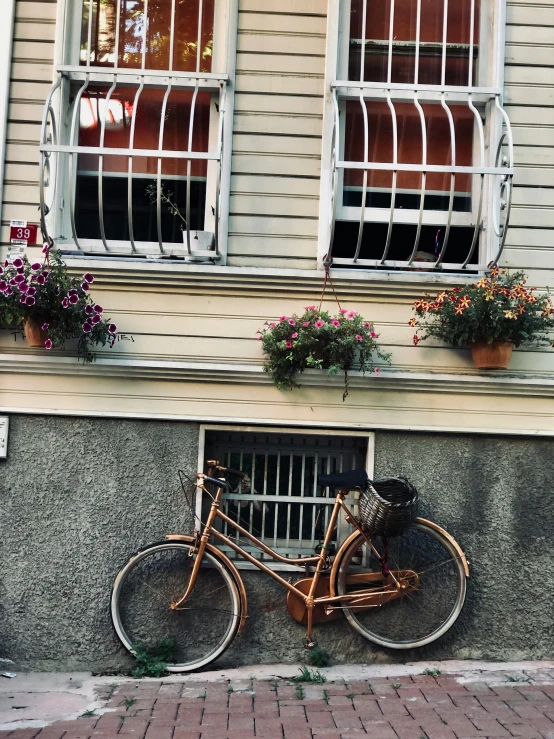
(24, 319, 48, 348)
(471, 340, 513, 370)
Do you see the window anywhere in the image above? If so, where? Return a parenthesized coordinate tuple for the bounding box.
(199, 426, 374, 570)
(39, 0, 236, 261)
(320, 0, 514, 272)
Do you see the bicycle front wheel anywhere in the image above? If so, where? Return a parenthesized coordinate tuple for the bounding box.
(111, 542, 242, 672)
(336, 521, 466, 649)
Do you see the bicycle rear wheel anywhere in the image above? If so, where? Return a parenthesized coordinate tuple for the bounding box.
(111, 542, 241, 672)
(336, 521, 466, 649)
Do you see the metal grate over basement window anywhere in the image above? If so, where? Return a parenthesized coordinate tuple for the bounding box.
(201, 428, 373, 570)
(39, 0, 233, 262)
(323, 0, 514, 273)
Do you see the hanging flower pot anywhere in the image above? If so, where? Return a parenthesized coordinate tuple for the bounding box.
(471, 340, 513, 370)
(410, 267, 554, 369)
(24, 319, 48, 348)
(258, 306, 391, 400)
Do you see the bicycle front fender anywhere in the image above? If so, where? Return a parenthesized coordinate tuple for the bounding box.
(165, 534, 248, 635)
(329, 517, 469, 598)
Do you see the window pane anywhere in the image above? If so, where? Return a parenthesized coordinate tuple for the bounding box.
(349, 0, 479, 86)
(343, 100, 474, 212)
(76, 86, 211, 241)
(80, 0, 215, 72)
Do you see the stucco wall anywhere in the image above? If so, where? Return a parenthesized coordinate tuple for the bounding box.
(1, 416, 553, 672)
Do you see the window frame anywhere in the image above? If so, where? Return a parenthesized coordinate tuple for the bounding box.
(197, 424, 375, 571)
(317, 0, 513, 274)
(40, 0, 238, 264)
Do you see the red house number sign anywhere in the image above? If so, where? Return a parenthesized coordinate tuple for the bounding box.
(10, 220, 38, 246)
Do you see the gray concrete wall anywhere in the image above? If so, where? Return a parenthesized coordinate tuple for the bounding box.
(1, 417, 553, 671)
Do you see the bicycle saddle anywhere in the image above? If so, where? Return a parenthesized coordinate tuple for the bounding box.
(318, 469, 369, 490)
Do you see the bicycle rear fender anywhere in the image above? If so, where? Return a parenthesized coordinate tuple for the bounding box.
(166, 534, 248, 636)
(329, 516, 469, 597)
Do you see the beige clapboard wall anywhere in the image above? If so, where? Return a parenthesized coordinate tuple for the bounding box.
(1, 0, 554, 435)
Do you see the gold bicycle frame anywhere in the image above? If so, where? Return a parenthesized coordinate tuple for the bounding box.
(171, 474, 416, 645)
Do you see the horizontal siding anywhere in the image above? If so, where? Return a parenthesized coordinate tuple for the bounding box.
(228, 1, 326, 269)
(1, 0, 55, 250)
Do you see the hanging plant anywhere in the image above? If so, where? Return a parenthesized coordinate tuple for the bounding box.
(410, 267, 554, 369)
(0, 245, 117, 362)
(258, 305, 391, 400)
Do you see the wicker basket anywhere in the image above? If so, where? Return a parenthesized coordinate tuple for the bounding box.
(358, 477, 419, 537)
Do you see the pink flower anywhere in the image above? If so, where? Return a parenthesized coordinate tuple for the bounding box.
(302, 321, 310, 327)
(42, 242, 51, 254)
(288, 319, 296, 326)
(45, 339, 53, 350)
(347, 311, 357, 318)
(269, 322, 276, 328)
(41, 323, 49, 330)
(370, 331, 377, 339)
(355, 334, 363, 341)
(364, 322, 371, 328)
(315, 320, 324, 328)
(279, 315, 287, 322)
(257, 335, 262, 341)
(374, 367, 381, 375)
(291, 332, 298, 339)
(331, 320, 340, 327)
(305, 305, 316, 311)
(285, 341, 293, 348)
(339, 308, 348, 315)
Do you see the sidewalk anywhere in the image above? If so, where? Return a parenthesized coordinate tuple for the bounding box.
(1, 662, 554, 739)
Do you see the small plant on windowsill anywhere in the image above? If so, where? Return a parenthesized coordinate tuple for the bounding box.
(258, 306, 391, 400)
(0, 244, 117, 362)
(410, 267, 554, 370)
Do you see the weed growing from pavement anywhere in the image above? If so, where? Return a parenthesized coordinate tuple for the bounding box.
(291, 666, 326, 684)
(422, 668, 441, 677)
(130, 638, 177, 678)
(80, 710, 96, 718)
(308, 647, 331, 668)
(122, 696, 136, 711)
(270, 679, 278, 692)
(346, 693, 355, 699)
(392, 683, 402, 689)
(323, 689, 329, 704)
(506, 675, 531, 683)
(227, 686, 234, 694)
(295, 683, 305, 700)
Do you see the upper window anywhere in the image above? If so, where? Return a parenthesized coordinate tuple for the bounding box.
(40, 0, 234, 261)
(322, 0, 514, 273)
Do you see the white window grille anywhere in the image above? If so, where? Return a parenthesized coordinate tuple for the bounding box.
(199, 426, 374, 570)
(39, 0, 237, 262)
(319, 0, 514, 273)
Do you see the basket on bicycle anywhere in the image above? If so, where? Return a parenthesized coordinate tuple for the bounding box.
(358, 477, 419, 537)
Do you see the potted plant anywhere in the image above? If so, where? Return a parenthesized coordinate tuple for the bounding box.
(410, 267, 554, 369)
(145, 183, 214, 254)
(0, 246, 117, 362)
(258, 306, 391, 399)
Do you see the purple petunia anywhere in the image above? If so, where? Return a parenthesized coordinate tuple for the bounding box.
(37, 275, 45, 285)
(85, 304, 94, 315)
(83, 273, 94, 284)
(45, 339, 53, 350)
(5, 286, 13, 296)
(68, 289, 78, 297)
(13, 258, 23, 268)
(69, 293, 79, 304)
(41, 270, 50, 279)
(42, 242, 50, 254)
(0, 280, 7, 291)
(25, 296, 35, 306)
(94, 304, 103, 314)
(31, 262, 41, 271)
(27, 286, 36, 297)
(20, 295, 27, 304)
(81, 282, 89, 291)
(62, 298, 69, 308)
(108, 323, 117, 334)
(91, 314, 101, 325)
(42, 323, 49, 331)
(13, 273, 25, 284)
(19, 283, 29, 294)
(0, 266, 3, 275)
(16, 266, 24, 274)
(82, 322, 92, 333)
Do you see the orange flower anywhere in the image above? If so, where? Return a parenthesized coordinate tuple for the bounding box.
(436, 291, 447, 304)
(518, 303, 526, 314)
(503, 310, 517, 320)
(421, 301, 430, 311)
(527, 295, 537, 304)
(454, 305, 465, 315)
(490, 266, 499, 278)
(484, 291, 494, 302)
(408, 318, 417, 327)
(414, 300, 423, 310)
(458, 295, 471, 309)
(476, 278, 489, 289)
(413, 334, 420, 345)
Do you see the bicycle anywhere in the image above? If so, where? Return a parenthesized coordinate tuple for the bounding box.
(111, 463, 469, 672)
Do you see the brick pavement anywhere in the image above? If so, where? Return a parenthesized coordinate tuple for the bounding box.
(1, 672, 554, 739)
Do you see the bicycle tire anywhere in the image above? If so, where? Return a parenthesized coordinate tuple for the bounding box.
(111, 541, 242, 672)
(336, 521, 467, 649)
